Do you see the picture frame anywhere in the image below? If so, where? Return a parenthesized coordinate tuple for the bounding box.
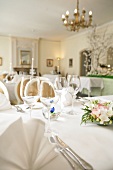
(0, 57, 2, 66)
(20, 50, 31, 65)
(69, 58, 73, 67)
(46, 59, 53, 67)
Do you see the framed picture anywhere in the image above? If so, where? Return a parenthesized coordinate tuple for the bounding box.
(0, 57, 2, 66)
(46, 59, 53, 67)
(20, 50, 31, 65)
(69, 58, 73, 67)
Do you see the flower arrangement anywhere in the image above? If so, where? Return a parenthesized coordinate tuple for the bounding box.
(81, 99, 113, 125)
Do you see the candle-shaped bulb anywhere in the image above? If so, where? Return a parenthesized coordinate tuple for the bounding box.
(74, 8, 77, 14)
(89, 11, 92, 16)
(66, 10, 69, 16)
(62, 14, 65, 19)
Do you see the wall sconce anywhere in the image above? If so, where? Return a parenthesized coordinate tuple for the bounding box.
(57, 57, 60, 61)
(57, 57, 61, 74)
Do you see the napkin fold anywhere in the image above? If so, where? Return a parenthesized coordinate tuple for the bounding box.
(0, 118, 58, 170)
(0, 118, 83, 170)
(0, 93, 12, 110)
(61, 88, 72, 106)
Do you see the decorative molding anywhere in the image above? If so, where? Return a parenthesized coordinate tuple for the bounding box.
(11, 37, 39, 70)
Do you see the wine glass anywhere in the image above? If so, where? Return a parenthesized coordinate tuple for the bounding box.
(67, 75, 81, 115)
(22, 96, 40, 117)
(40, 81, 59, 134)
(20, 76, 40, 117)
(54, 76, 67, 112)
(67, 75, 72, 86)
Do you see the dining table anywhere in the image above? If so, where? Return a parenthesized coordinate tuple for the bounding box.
(0, 95, 113, 170)
(42, 74, 61, 83)
(80, 76, 104, 97)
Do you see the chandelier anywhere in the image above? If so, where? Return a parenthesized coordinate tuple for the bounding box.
(61, 0, 93, 32)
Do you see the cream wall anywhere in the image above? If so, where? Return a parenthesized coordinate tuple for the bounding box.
(0, 22, 113, 76)
(0, 36, 11, 73)
(38, 39, 61, 75)
(60, 32, 89, 76)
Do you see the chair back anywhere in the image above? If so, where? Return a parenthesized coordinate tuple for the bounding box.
(0, 73, 8, 81)
(15, 77, 30, 104)
(40, 81, 55, 97)
(0, 81, 9, 100)
(24, 78, 40, 97)
(20, 77, 30, 98)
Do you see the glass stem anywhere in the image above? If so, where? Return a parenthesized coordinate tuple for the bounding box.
(47, 107, 51, 133)
(72, 95, 74, 113)
(29, 106, 32, 118)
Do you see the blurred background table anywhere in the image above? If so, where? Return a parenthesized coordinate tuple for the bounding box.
(80, 76, 113, 96)
(42, 74, 61, 83)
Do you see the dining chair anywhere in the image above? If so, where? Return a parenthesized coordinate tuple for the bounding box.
(40, 80, 55, 98)
(5, 72, 17, 82)
(0, 73, 8, 81)
(14, 77, 30, 104)
(20, 77, 30, 97)
(24, 78, 40, 101)
(0, 81, 9, 100)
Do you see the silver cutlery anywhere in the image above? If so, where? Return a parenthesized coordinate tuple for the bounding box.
(49, 136, 75, 170)
(55, 136, 93, 170)
(14, 105, 25, 113)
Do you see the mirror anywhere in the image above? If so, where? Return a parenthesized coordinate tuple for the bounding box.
(20, 50, 31, 65)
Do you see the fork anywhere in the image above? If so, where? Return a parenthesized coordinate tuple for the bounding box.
(49, 136, 75, 170)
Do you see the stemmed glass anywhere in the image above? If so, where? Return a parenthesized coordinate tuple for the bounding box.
(20, 76, 40, 117)
(67, 75, 81, 115)
(40, 81, 59, 134)
(54, 77, 67, 112)
(22, 96, 40, 117)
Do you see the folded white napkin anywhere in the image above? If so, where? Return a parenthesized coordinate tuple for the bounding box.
(61, 88, 72, 106)
(0, 93, 12, 110)
(0, 118, 57, 169)
(0, 118, 83, 170)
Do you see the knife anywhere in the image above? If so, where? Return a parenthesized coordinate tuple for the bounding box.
(55, 136, 93, 170)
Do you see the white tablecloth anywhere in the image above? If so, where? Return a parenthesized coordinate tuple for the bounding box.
(0, 95, 113, 170)
(0, 108, 81, 170)
(80, 77, 104, 96)
(42, 74, 61, 83)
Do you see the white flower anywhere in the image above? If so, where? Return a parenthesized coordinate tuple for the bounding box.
(107, 110, 113, 117)
(99, 114, 110, 124)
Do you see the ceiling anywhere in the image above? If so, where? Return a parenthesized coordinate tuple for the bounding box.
(0, 0, 113, 41)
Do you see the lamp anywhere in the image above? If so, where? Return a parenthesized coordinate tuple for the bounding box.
(57, 57, 61, 74)
(62, 0, 93, 32)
